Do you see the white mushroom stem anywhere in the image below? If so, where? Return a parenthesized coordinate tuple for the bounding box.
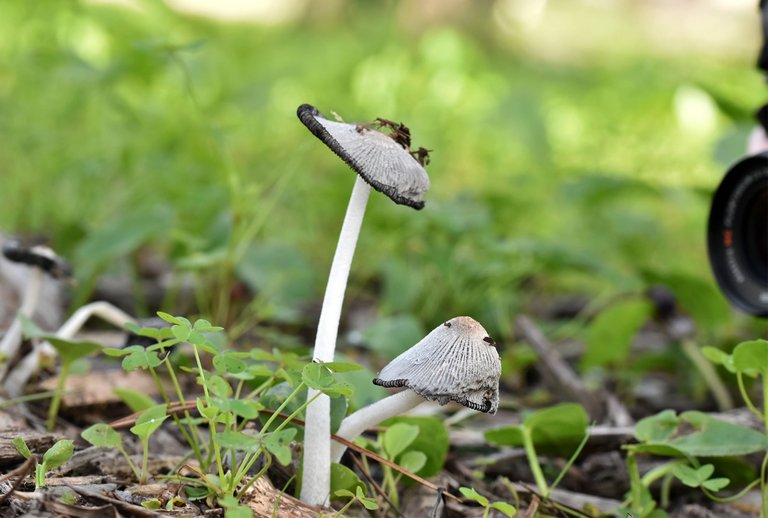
(0, 268, 43, 379)
(3, 302, 136, 396)
(300, 176, 371, 506)
(330, 390, 425, 463)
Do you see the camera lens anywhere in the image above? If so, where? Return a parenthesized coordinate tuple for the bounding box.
(707, 152, 768, 317)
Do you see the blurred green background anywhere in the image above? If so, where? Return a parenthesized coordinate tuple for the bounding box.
(1, 0, 765, 352)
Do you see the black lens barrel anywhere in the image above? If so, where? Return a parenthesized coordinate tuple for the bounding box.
(707, 152, 768, 317)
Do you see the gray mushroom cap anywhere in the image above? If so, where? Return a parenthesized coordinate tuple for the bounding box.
(297, 104, 430, 209)
(373, 316, 501, 414)
(2, 240, 72, 280)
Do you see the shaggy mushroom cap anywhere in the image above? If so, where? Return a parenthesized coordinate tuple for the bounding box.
(373, 316, 501, 414)
(2, 240, 72, 280)
(296, 104, 430, 209)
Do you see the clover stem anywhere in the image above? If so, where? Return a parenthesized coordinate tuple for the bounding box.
(330, 390, 424, 463)
(521, 426, 549, 496)
(118, 443, 142, 482)
(161, 357, 204, 463)
(46, 360, 69, 431)
(737, 372, 764, 419)
(627, 451, 643, 514)
(301, 176, 371, 506)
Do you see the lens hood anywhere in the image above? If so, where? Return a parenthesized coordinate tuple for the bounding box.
(707, 152, 768, 317)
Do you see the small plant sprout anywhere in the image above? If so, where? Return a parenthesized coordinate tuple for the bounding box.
(0, 241, 72, 381)
(13, 437, 74, 489)
(330, 316, 500, 463)
(459, 487, 517, 518)
(297, 103, 431, 505)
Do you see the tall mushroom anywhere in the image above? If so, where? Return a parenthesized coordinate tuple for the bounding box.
(331, 316, 501, 463)
(296, 104, 430, 505)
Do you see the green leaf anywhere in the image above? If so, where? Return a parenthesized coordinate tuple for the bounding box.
(671, 463, 712, 488)
(333, 489, 355, 499)
(383, 423, 419, 459)
(42, 439, 74, 471)
(219, 494, 254, 518)
(302, 362, 334, 389)
(215, 431, 260, 451)
(732, 339, 768, 377)
(130, 405, 168, 439)
(19, 314, 46, 338)
(197, 397, 220, 420)
(214, 398, 262, 420)
(330, 395, 347, 434)
(459, 487, 488, 506)
(702, 477, 730, 491)
(642, 272, 730, 330)
(121, 346, 163, 371)
(634, 409, 680, 442)
(360, 315, 426, 358)
(322, 361, 364, 373)
(302, 363, 353, 396)
(356, 486, 378, 510)
(635, 410, 768, 456)
(701, 347, 736, 373)
(490, 501, 517, 517)
(380, 416, 448, 477)
(141, 499, 162, 510)
(12, 437, 30, 459)
(213, 353, 247, 374)
(398, 450, 427, 473)
(102, 347, 131, 357)
(193, 319, 222, 332)
(81, 423, 122, 448)
(171, 324, 191, 342)
(202, 374, 233, 398)
(156, 312, 183, 325)
(45, 337, 101, 364)
(262, 429, 296, 466)
(75, 207, 173, 279)
(487, 404, 588, 457)
(113, 388, 155, 412)
(581, 299, 651, 368)
(330, 463, 364, 495)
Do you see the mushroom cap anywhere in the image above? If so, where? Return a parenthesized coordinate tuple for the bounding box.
(373, 316, 501, 414)
(2, 240, 72, 280)
(297, 104, 430, 210)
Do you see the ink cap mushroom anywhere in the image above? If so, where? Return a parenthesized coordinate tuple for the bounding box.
(296, 104, 430, 208)
(330, 316, 500, 463)
(297, 103, 431, 505)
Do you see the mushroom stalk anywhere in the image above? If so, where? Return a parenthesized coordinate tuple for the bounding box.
(3, 301, 136, 396)
(0, 268, 43, 376)
(330, 390, 425, 463)
(300, 175, 371, 505)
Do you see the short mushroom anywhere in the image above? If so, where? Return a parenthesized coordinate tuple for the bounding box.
(297, 104, 430, 505)
(0, 241, 72, 379)
(330, 316, 501, 463)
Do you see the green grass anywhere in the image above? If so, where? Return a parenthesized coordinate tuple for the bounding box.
(0, 0, 765, 345)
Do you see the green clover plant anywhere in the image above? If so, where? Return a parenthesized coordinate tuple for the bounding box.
(86, 312, 357, 512)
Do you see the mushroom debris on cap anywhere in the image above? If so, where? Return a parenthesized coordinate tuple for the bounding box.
(296, 104, 430, 209)
(2, 240, 72, 280)
(373, 316, 501, 414)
